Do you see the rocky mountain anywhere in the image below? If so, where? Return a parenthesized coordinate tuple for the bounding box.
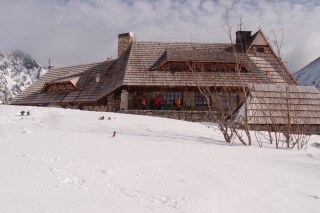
(0, 50, 48, 104)
(293, 57, 320, 92)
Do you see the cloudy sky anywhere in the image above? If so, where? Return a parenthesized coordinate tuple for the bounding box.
(1, 0, 319, 73)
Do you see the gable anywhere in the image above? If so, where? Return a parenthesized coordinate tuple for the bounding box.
(251, 32, 268, 46)
(246, 30, 298, 86)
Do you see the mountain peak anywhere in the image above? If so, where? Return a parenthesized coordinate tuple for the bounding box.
(0, 50, 48, 104)
(293, 57, 320, 92)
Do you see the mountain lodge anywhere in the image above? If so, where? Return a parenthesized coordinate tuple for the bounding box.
(11, 30, 320, 132)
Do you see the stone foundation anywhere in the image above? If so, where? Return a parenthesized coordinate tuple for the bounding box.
(118, 110, 217, 122)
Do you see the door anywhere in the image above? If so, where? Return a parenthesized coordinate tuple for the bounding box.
(134, 96, 146, 110)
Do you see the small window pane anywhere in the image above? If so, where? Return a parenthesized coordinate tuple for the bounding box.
(205, 64, 213, 71)
(181, 64, 189, 70)
(257, 48, 264, 53)
(66, 84, 72, 90)
(166, 91, 182, 105)
(58, 85, 64, 90)
(170, 63, 179, 70)
(195, 92, 209, 105)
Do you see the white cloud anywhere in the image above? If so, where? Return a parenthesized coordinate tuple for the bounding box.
(0, 0, 319, 72)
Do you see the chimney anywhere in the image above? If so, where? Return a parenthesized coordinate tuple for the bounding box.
(118, 32, 134, 58)
(95, 73, 100, 83)
(235, 31, 252, 44)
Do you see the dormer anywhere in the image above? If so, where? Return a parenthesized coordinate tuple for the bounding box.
(152, 48, 248, 72)
(40, 82, 77, 93)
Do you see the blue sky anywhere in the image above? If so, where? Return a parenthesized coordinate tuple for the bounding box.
(0, 0, 319, 72)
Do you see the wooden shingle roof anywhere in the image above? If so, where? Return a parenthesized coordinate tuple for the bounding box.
(12, 33, 297, 105)
(11, 60, 115, 105)
(166, 46, 236, 62)
(123, 41, 273, 87)
(236, 84, 320, 125)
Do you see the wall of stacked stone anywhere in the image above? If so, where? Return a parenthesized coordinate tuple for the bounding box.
(118, 110, 217, 122)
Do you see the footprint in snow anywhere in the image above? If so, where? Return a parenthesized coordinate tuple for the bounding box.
(47, 166, 85, 185)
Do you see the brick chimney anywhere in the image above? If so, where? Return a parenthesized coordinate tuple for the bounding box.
(235, 31, 252, 44)
(118, 32, 135, 58)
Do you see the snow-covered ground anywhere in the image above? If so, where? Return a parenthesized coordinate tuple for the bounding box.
(1, 105, 320, 213)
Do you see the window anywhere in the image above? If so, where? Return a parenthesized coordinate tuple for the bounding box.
(114, 91, 121, 99)
(66, 84, 72, 90)
(222, 93, 239, 106)
(168, 63, 189, 71)
(161, 65, 169, 70)
(215, 63, 235, 71)
(224, 64, 236, 71)
(204, 63, 213, 71)
(195, 92, 208, 105)
(180, 63, 189, 70)
(51, 85, 57, 91)
(58, 84, 65, 91)
(166, 91, 182, 105)
(170, 63, 179, 70)
(257, 48, 264, 53)
(194, 63, 202, 71)
(158, 62, 246, 72)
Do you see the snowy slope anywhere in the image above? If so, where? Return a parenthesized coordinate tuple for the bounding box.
(0, 51, 48, 104)
(293, 57, 320, 92)
(0, 105, 320, 213)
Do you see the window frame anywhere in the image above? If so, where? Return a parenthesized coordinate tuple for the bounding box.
(204, 63, 213, 71)
(66, 84, 73, 90)
(215, 63, 236, 72)
(170, 63, 180, 70)
(195, 92, 209, 106)
(256, 47, 265, 53)
(166, 91, 183, 105)
(114, 91, 121, 99)
(51, 85, 57, 91)
(58, 84, 65, 91)
(156, 62, 247, 72)
(222, 93, 239, 107)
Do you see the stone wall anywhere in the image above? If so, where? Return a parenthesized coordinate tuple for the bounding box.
(65, 104, 80, 110)
(82, 105, 108, 111)
(118, 110, 217, 122)
(106, 93, 121, 112)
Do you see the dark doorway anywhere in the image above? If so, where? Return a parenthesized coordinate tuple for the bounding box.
(134, 96, 146, 110)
